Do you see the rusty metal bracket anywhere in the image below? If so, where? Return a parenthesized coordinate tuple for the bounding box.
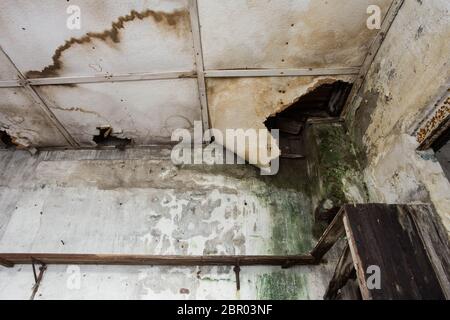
(30, 258, 47, 300)
(233, 265, 241, 292)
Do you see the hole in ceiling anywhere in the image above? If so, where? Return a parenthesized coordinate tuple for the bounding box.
(93, 127, 132, 150)
(264, 81, 352, 159)
(0, 130, 17, 149)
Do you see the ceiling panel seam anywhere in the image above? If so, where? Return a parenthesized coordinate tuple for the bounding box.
(189, 0, 210, 131)
(341, 0, 405, 118)
(0, 46, 79, 147)
(204, 67, 360, 78)
(26, 71, 198, 86)
(0, 67, 363, 88)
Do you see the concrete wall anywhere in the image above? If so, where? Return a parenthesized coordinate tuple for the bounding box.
(0, 148, 339, 299)
(346, 0, 450, 232)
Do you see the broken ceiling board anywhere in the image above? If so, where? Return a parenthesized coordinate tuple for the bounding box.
(0, 87, 69, 147)
(206, 75, 354, 165)
(198, 0, 393, 70)
(0, 51, 19, 81)
(35, 79, 201, 146)
(0, 0, 195, 79)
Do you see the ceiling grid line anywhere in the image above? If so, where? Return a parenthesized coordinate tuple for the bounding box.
(0, 67, 362, 88)
(189, 0, 210, 131)
(0, 46, 79, 147)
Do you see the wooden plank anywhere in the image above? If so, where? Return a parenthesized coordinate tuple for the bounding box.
(405, 205, 450, 299)
(310, 207, 345, 260)
(342, 0, 405, 117)
(343, 204, 446, 300)
(0, 253, 317, 267)
(343, 213, 371, 300)
(324, 244, 356, 300)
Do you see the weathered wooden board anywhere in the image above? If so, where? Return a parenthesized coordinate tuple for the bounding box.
(343, 204, 446, 300)
(310, 207, 345, 260)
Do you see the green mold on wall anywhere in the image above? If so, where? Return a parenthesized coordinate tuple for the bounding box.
(257, 271, 309, 300)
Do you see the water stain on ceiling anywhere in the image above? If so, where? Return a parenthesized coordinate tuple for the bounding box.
(26, 9, 190, 78)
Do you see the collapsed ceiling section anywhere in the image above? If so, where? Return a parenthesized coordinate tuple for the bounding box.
(0, 0, 394, 149)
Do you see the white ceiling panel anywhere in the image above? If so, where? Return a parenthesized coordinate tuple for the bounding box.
(199, 0, 393, 70)
(0, 0, 194, 79)
(35, 79, 201, 146)
(0, 87, 69, 147)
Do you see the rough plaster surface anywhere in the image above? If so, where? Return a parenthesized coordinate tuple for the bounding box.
(347, 0, 450, 232)
(207, 76, 354, 166)
(0, 148, 338, 299)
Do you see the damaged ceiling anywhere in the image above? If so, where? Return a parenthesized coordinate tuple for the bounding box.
(0, 0, 394, 149)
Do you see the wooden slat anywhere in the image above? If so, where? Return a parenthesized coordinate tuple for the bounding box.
(310, 207, 345, 260)
(343, 204, 446, 300)
(324, 244, 356, 300)
(405, 205, 450, 299)
(0, 253, 317, 267)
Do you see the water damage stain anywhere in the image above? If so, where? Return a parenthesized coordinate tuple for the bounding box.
(26, 9, 189, 78)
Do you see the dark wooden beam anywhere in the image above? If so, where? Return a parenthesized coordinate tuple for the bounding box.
(324, 244, 357, 300)
(343, 204, 446, 300)
(405, 205, 450, 299)
(0, 253, 317, 268)
(310, 207, 345, 260)
(0, 257, 14, 268)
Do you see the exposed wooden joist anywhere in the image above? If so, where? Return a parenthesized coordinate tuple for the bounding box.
(189, 0, 210, 131)
(204, 67, 360, 78)
(341, 0, 405, 118)
(27, 71, 197, 86)
(310, 207, 345, 260)
(0, 46, 79, 147)
(0, 253, 317, 268)
(324, 244, 356, 300)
